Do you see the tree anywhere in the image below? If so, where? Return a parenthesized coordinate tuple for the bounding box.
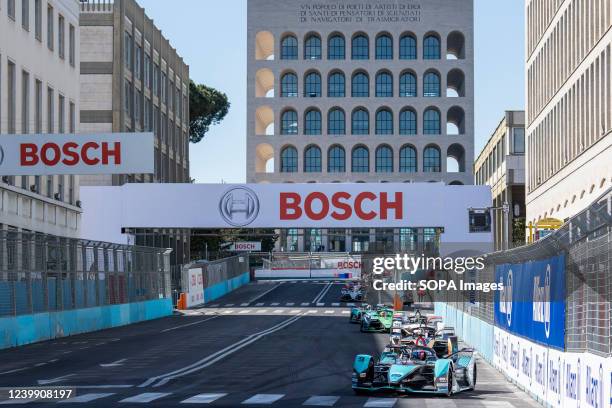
(189, 80, 230, 143)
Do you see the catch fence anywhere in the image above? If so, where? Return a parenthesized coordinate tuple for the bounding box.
(0, 230, 172, 317)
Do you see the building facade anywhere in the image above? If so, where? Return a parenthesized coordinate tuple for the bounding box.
(525, 0, 612, 225)
(247, 0, 474, 252)
(79, 0, 191, 263)
(0, 0, 81, 238)
(474, 111, 525, 251)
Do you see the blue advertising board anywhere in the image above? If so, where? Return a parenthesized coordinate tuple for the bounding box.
(494, 254, 565, 350)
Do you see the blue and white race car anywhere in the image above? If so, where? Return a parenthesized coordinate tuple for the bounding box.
(352, 344, 476, 396)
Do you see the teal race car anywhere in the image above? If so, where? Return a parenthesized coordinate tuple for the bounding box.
(349, 304, 372, 323)
(351, 344, 476, 396)
(360, 305, 394, 332)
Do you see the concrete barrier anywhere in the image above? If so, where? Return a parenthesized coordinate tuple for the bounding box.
(204, 272, 250, 303)
(0, 298, 172, 350)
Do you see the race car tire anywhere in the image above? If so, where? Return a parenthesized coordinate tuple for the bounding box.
(444, 368, 454, 397)
(469, 364, 477, 390)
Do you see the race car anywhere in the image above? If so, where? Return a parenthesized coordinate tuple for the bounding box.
(390, 323, 458, 357)
(340, 282, 364, 302)
(360, 305, 394, 332)
(349, 304, 372, 323)
(351, 344, 476, 396)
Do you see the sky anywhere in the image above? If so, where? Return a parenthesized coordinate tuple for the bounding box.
(138, 0, 525, 183)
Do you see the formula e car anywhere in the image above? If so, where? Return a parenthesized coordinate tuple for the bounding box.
(349, 304, 372, 323)
(360, 305, 394, 332)
(352, 344, 476, 396)
(340, 282, 364, 302)
(390, 326, 459, 358)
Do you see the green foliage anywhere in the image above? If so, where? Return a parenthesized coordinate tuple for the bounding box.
(189, 80, 230, 143)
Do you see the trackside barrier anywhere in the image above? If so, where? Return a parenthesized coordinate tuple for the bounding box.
(181, 255, 250, 306)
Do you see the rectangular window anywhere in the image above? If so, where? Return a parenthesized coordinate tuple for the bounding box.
(124, 32, 132, 71)
(35, 80, 42, 132)
(154, 63, 160, 96)
(135, 89, 141, 126)
(144, 54, 151, 88)
(21, 70, 29, 133)
(47, 4, 54, 51)
(161, 72, 167, 103)
(22, 0, 29, 30)
(58, 15, 65, 59)
(135, 45, 142, 80)
(8, 61, 16, 134)
(144, 97, 151, 131)
(513, 128, 525, 153)
(34, 0, 41, 40)
(69, 101, 75, 133)
(46, 176, 52, 198)
(124, 81, 132, 119)
(47, 87, 54, 132)
(68, 24, 75, 66)
(168, 80, 173, 111)
(58, 94, 65, 133)
(8, 0, 15, 19)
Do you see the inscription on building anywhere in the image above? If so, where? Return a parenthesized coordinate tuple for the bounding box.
(298, 2, 422, 24)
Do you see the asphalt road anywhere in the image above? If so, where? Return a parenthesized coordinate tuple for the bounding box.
(0, 281, 541, 407)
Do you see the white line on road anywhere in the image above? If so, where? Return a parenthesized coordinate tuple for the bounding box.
(239, 310, 251, 314)
(347, 303, 355, 306)
(286, 302, 295, 306)
(301, 302, 310, 306)
(38, 374, 75, 385)
(0, 367, 29, 376)
(241, 394, 285, 404)
(58, 393, 115, 403)
(311, 282, 332, 304)
(248, 282, 283, 304)
(316, 303, 325, 306)
(161, 316, 219, 333)
(302, 395, 340, 406)
(364, 397, 397, 407)
(99, 358, 127, 367)
(256, 303, 265, 306)
(119, 392, 171, 403)
(331, 303, 340, 306)
(271, 302, 280, 306)
(139, 314, 304, 388)
(324, 310, 334, 314)
(341, 311, 350, 314)
(181, 393, 228, 404)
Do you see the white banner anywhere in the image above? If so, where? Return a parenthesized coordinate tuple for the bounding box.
(186, 268, 204, 308)
(0, 133, 154, 175)
(230, 242, 262, 251)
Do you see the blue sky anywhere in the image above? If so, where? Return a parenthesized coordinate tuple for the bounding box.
(139, 0, 525, 183)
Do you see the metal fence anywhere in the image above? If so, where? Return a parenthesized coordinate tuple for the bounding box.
(437, 187, 611, 355)
(0, 230, 172, 317)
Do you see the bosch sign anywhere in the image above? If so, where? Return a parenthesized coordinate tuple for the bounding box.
(0, 133, 153, 175)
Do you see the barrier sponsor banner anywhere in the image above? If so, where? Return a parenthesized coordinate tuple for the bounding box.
(0, 133, 154, 175)
(186, 268, 204, 308)
(320, 255, 362, 270)
(493, 326, 611, 408)
(229, 242, 261, 251)
(494, 254, 565, 349)
(254, 268, 360, 279)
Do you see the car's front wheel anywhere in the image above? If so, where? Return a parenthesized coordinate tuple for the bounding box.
(444, 368, 454, 397)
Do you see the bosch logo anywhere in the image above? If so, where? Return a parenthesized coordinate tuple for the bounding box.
(219, 187, 260, 227)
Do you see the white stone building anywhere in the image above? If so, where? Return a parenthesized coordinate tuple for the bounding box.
(0, 0, 81, 237)
(525, 0, 612, 225)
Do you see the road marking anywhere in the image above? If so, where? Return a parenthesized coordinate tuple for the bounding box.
(224, 304, 234, 307)
(290, 281, 297, 284)
(324, 310, 334, 314)
(271, 302, 280, 306)
(273, 309, 283, 313)
(181, 393, 228, 404)
(364, 397, 397, 407)
(222, 310, 233, 314)
(209, 304, 219, 308)
(100, 358, 127, 367)
(303, 395, 340, 406)
(286, 302, 295, 306)
(307, 310, 318, 314)
(119, 392, 171, 403)
(0, 367, 29, 375)
(256, 303, 265, 306)
(239, 310, 251, 314)
(301, 302, 310, 306)
(347, 303, 355, 306)
(312, 282, 332, 304)
(59, 393, 114, 403)
(248, 282, 283, 304)
(341, 311, 350, 314)
(38, 374, 75, 385)
(479, 402, 514, 407)
(161, 316, 219, 333)
(67, 385, 134, 389)
(241, 394, 284, 404)
(0, 399, 36, 405)
(240, 303, 250, 306)
(140, 314, 304, 387)
(256, 310, 266, 313)
(316, 303, 325, 306)
(331, 303, 340, 306)
(290, 310, 301, 313)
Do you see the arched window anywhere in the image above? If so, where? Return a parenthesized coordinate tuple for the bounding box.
(328, 34, 345, 59)
(423, 146, 441, 172)
(280, 146, 298, 172)
(352, 146, 369, 172)
(399, 72, 417, 97)
(375, 109, 393, 135)
(327, 108, 345, 135)
(423, 34, 441, 59)
(375, 145, 393, 172)
(328, 145, 345, 172)
(328, 72, 345, 97)
(375, 71, 393, 97)
(280, 35, 298, 60)
(375, 34, 393, 59)
(400, 145, 417, 172)
(399, 109, 417, 135)
(352, 108, 369, 135)
(281, 109, 298, 135)
(352, 34, 369, 59)
(423, 71, 441, 97)
(352, 72, 369, 97)
(304, 145, 322, 172)
(280, 72, 298, 97)
(304, 34, 321, 60)
(423, 108, 441, 134)
(304, 71, 322, 97)
(304, 109, 322, 135)
(400, 34, 416, 59)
